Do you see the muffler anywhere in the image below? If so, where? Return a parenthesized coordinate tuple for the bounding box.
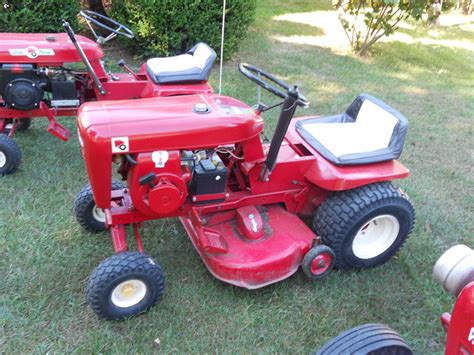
(433, 244, 474, 296)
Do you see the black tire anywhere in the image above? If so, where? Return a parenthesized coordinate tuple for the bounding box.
(313, 182, 415, 269)
(86, 252, 165, 320)
(302, 245, 335, 280)
(74, 179, 125, 232)
(316, 323, 413, 355)
(0, 134, 21, 176)
(4, 118, 31, 133)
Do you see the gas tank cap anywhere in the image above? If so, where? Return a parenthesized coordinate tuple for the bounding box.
(45, 35, 57, 42)
(193, 103, 210, 114)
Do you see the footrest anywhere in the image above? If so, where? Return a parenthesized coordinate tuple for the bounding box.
(47, 121, 71, 141)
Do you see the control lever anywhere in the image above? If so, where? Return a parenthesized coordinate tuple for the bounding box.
(118, 59, 140, 80)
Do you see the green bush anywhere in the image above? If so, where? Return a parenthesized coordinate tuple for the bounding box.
(110, 0, 256, 59)
(0, 0, 80, 33)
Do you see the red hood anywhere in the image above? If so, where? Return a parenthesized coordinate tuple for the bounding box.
(0, 33, 103, 64)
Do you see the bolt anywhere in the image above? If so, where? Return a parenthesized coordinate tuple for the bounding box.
(192, 196, 197, 202)
(225, 193, 229, 198)
(318, 260, 326, 268)
(248, 213, 255, 219)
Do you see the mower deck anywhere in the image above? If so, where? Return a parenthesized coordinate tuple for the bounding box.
(180, 204, 316, 289)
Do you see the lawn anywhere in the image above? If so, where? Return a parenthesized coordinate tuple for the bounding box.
(1, 0, 473, 353)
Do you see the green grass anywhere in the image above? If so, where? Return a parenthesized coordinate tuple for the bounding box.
(1, 0, 473, 353)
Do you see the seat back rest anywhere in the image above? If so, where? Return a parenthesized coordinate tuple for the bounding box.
(295, 93, 409, 165)
(146, 42, 217, 84)
(188, 42, 216, 70)
(349, 94, 408, 160)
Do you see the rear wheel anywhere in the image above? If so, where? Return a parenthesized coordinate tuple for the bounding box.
(86, 252, 165, 320)
(0, 134, 21, 176)
(316, 323, 413, 355)
(74, 179, 126, 232)
(313, 182, 415, 269)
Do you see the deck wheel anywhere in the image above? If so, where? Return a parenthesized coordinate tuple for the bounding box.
(302, 245, 335, 280)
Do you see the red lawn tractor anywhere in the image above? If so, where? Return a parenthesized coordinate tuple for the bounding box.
(0, 10, 217, 175)
(74, 63, 416, 319)
(317, 244, 474, 355)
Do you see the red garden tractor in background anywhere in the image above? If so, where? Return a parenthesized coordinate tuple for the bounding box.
(74, 62, 416, 320)
(317, 244, 474, 355)
(0, 10, 217, 175)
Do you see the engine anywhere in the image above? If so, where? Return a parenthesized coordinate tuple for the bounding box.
(0, 64, 79, 110)
(127, 149, 228, 217)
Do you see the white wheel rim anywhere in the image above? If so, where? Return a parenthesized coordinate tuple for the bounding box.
(92, 205, 106, 223)
(352, 215, 400, 259)
(0, 151, 6, 168)
(110, 279, 147, 308)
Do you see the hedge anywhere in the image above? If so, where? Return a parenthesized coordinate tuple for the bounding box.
(0, 0, 80, 33)
(110, 0, 257, 59)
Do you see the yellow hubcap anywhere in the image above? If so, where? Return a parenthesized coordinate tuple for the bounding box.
(122, 284, 136, 298)
(111, 279, 147, 308)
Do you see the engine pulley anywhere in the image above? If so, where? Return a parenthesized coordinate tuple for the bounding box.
(4, 78, 43, 110)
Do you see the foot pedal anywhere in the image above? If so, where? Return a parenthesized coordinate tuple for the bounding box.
(47, 120, 71, 141)
(200, 228, 228, 254)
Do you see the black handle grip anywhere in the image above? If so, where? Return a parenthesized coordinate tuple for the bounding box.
(62, 20, 77, 43)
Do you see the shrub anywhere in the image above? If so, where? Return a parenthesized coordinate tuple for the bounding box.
(109, 0, 256, 59)
(335, 0, 429, 56)
(0, 0, 80, 33)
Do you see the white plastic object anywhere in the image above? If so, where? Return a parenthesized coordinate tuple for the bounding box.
(432, 244, 474, 297)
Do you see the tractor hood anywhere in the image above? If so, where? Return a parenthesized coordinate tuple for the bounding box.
(77, 94, 263, 208)
(0, 33, 103, 64)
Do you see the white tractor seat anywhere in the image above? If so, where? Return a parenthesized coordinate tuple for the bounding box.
(296, 94, 408, 165)
(146, 42, 217, 84)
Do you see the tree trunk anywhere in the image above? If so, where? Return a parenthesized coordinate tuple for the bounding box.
(86, 0, 107, 15)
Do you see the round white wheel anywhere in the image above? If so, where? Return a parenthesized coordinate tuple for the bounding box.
(313, 182, 415, 269)
(352, 215, 400, 259)
(74, 180, 125, 232)
(92, 206, 106, 223)
(0, 151, 6, 168)
(0, 134, 21, 175)
(111, 279, 147, 308)
(87, 252, 165, 320)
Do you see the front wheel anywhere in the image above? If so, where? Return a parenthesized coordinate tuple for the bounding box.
(0, 134, 21, 176)
(313, 182, 415, 269)
(4, 118, 32, 133)
(86, 252, 165, 320)
(74, 179, 126, 232)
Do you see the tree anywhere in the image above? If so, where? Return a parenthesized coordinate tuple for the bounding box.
(335, 0, 429, 56)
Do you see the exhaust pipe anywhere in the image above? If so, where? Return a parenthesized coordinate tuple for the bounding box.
(433, 244, 474, 296)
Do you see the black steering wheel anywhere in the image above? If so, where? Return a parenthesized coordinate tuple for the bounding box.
(238, 63, 309, 107)
(79, 10, 134, 42)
